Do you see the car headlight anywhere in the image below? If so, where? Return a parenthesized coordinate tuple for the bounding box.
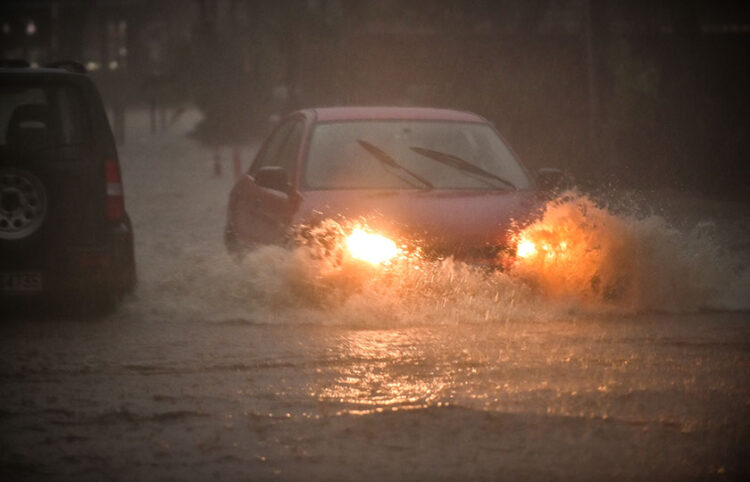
(346, 228, 398, 265)
(516, 238, 537, 258)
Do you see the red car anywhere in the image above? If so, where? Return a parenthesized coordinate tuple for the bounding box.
(225, 107, 563, 266)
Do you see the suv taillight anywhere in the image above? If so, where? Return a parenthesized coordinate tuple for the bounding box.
(105, 159, 125, 221)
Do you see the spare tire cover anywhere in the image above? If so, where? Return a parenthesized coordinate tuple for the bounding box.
(0, 167, 48, 240)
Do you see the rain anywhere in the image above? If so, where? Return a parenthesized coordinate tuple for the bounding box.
(1, 1, 749, 480)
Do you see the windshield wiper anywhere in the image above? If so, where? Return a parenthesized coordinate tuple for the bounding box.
(356, 139, 434, 190)
(409, 146, 517, 190)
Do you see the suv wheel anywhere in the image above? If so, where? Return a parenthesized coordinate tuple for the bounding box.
(0, 167, 47, 240)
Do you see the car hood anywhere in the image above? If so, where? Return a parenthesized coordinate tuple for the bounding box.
(293, 189, 542, 249)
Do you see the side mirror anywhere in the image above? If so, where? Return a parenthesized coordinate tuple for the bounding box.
(536, 168, 572, 193)
(255, 166, 290, 193)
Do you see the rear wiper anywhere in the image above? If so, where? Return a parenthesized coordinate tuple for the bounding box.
(410, 146, 517, 190)
(356, 139, 434, 190)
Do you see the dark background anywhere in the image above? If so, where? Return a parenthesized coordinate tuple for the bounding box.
(2, 0, 749, 199)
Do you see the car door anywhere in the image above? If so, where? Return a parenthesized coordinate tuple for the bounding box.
(228, 116, 305, 246)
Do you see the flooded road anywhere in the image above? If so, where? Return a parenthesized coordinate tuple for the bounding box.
(2, 111, 749, 480)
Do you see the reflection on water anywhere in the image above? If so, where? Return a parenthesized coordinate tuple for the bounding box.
(317, 330, 449, 412)
(299, 315, 749, 432)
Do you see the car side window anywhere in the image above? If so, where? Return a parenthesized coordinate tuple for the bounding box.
(250, 120, 295, 174)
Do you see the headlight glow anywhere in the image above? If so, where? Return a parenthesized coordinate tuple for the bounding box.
(346, 228, 399, 265)
(516, 238, 537, 258)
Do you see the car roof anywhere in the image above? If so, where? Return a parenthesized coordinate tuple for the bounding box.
(0, 67, 81, 75)
(0, 67, 91, 87)
(308, 106, 488, 123)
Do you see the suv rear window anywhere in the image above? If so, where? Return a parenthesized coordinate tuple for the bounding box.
(0, 83, 87, 151)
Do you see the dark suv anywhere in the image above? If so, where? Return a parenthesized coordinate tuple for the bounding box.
(0, 61, 135, 314)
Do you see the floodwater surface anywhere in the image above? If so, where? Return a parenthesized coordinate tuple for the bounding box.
(1, 111, 749, 481)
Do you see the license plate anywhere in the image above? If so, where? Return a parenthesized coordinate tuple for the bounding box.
(1, 271, 43, 293)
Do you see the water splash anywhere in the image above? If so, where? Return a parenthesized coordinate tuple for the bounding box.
(510, 192, 748, 312)
(122, 192, 749, 325)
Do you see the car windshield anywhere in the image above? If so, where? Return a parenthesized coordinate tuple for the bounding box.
(304, 120, 531, 190)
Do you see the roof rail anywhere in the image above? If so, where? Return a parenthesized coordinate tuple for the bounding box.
(44, 60, 86, 74)
(0, 59, 30, 68)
